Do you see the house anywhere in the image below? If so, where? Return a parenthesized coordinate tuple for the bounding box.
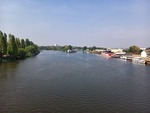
(95, 49, 106, 52)
(145, 48, 150, 56)
(107, 48, 123, 53)
(141, 48, 150, 57)
(141, 51, 147, 57)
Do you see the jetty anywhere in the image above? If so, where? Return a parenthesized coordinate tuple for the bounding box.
(142, 57, 150, 65)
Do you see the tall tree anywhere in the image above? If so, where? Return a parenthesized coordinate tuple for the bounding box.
(82, 46, 87, 52)
(0, 31, 3, 56)
(21, 39, 25, 48)
(0, 31, 2, 48)
(0, 31, 7, 55)
(7, 34, 18, 57)
(68, 45, 72, 50)
(129, 45, 140, 53)
(3, 33, 7, 54)
(25, 38, 30, 46)
(16, 38, 21, 48)
(83, 46, 87, 50)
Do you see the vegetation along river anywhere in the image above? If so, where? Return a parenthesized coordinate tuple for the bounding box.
(0, 51, 150, 113)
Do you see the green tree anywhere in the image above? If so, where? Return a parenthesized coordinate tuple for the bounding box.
(0, 31, 2, 45)
(25, 38, 30, 46)
(63, 45, 69, 51)
(16, 38, 21, 48)
(7, 34, 18, 57)
(83, 46, 87, 50)
(92, 46, 96, 50)
(30, 41, 34, 45)
(0, 31, 40, 61)
(68, 45, 72, 50)
(21, 39, 25, 48)
(3, 33, 7, 54)
(82, 46, 87, 52)
(0, 31, 7, 55)
(0, 31, 3, 56)
(129, 45, 140, 53)
(17, 48, 27, 59)
(25, 44, 39, 57)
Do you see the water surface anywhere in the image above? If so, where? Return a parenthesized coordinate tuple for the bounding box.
(0, 51, 150, 113)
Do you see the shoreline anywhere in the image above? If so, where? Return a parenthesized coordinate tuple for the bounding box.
(92, 52, 150, 65)
(0, 52, 40, 63)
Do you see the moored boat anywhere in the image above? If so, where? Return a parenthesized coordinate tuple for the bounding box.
(132, 57, 145, 64)
(101, 51, 114, 58)
(120, 55, 127, 60)
(66, 49, 77, 53)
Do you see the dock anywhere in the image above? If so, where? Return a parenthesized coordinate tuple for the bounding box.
(142, 57, 150, 65)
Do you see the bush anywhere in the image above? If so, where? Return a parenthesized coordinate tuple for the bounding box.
(25, 45, 39, 57)
(17, 48, 27, 59)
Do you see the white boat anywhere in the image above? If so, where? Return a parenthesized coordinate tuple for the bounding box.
(120, 55, 127, 60)
(66, 49, 77, 53)
(132, 57, 145, 64)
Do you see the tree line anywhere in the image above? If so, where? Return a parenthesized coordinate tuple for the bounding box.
(39, 45, 76, 51)
(125, 45, 143, 54)
(39, 45, 106, 52)
(0, 31, 39, 61)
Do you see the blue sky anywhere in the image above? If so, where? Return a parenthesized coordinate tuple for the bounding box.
(0, 0, 150, 48)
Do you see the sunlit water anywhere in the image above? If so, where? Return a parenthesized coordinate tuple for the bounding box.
(0, 51, 150, 113)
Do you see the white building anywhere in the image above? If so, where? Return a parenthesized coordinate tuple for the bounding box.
(107, 48, 123, 53)
(141, 50, 147, 57)
(95, 49, 106, 52)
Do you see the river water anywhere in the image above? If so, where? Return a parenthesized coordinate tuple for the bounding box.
(0, 51, 150, 113)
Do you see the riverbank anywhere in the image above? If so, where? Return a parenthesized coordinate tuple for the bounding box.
(0, 31, 40, 63)
(0, 51, 40, 63)
(90, 51, 150, 65)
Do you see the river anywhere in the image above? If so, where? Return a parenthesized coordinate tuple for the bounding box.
(0, 51, 150, 113)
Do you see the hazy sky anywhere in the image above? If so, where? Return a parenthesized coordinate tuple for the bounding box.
(0, 0, 150, 48)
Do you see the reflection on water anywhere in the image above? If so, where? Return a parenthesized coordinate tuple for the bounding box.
(0, 61, 20, 79)
(0, 51, 150, 113)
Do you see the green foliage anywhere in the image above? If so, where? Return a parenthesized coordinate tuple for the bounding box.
(16, 38, 21, 48)
(3, 33, 7, 54)
(38, 45, 104, 52)
(0, 31, 7, 54)
(82, 46, 87, 51)
(25, 45, 39, 57)
(128, 45, 140, 53)
(0, 31, 2, 57)
(88, 47, 93, 51)
(21, 39, 25, 48)
(68, 45, 72, 50)
(7, 34, 18, 57)
(0, 31, 39, 61)
(25, 38, 30, 46)
(39, 45, 78, 51)
(17, 48, 27, 59)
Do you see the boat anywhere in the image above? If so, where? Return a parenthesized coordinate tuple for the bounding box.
(132, 57, 145, 64)
(101, 51, 114, 58)
(66, 49, 77, 53)
(120, 55, 127, 60)
(112, 54, 120, 58)
(126, 56, 133, 62)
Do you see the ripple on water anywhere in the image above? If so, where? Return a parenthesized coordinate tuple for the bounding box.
(0, 51, 150, 113)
